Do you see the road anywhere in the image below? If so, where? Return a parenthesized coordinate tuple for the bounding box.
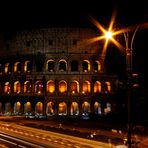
(0, 116, 147, 147)
(0, 121, 115, 148)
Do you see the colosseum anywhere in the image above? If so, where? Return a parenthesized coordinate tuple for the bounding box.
(0, 27, 119, 118)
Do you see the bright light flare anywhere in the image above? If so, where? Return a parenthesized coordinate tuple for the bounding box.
(90, 11, 127, 56)
(88, 10, 148, 57)
(105, 31, 113, 39)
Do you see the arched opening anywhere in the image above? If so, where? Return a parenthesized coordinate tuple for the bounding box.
(70, 80, 79, 94)
(35, 102, 43, 114)
(46, 102, 54, 116)
(105, 81, 111, 93)
(94, 81, 101, 93)
(94, 102, 102, 115)
(82, 81, 90, 94)
(14, 81, 21, 94)
(24, 102, 32, 114)
(82, 101, 90, 114)
(59, 80, 67, 93)
(14, 62, 21, 72)
(58, 102, 67, 116)
(46, 80, 55, 93)
(59, 59, 67, 71)
(82, 60, 90, 72)
(5, 63, 11, 74)
(104, 102, 111, 114)
(94, 60, 101, 72)
(70, 102, 79, 115)
(47, 60, 55, 72)
(35, 81, 43, 94)
(4, 82, 11, 94)
(24, 81, 31, 93)
(24, 61, 31, 72)
(14, 102, 21, 115)
(5, 102, 11, 115)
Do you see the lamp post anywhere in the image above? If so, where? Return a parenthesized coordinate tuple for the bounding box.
(105, 24, 141, 148)
(124, 25, 141, 148)
(124, 31, 132, 148)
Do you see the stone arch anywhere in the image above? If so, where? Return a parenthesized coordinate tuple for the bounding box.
(70, 102, 79, 115)
(59, 80, 67, 93)
(24, 102, 32, 114)
(58, 102, 67, 115)
(35, 102, 43, 114)
(46, 101, 55, 116)
(46, 80, 55, 93)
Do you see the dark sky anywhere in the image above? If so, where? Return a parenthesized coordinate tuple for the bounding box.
(0, 0, 147, 31)
(0, 0, 148, 89)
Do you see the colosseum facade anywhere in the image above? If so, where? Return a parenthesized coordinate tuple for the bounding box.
(0, 27, 118, 118)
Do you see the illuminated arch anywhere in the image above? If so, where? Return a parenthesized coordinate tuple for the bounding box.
(14, 81, 21, 94)
(82, 101, 90, 114)
(94, 60, 101, 72)
(70, 102, 79, 115)
(94, 81, 101, 93)
(105, 81, 111, 92)
(14, 102, 21, 114)
(35, 102, 43, 114)
(46, 102, 54, 115)
(24, 61, 31, 72)
(94, 102, 102, 115)
(5, 63, 10, 73)
(82, 60, 90, 72)
(35, 81, 43, 94)
(24, 102, 31, 113)
(58, 102, 67, 115)
(4, 82, 11, 94)
(59, 80, 67, 93)
(24, 81, 31, 93)
(46, 80, 55, 93)
(59, 59, 67, 71)
(46, 59, 55, 72)
(70, 80, 79, 94)
(104, 102, 111, 114)
(82, 81, 91, 94)
(14, 62, 21, 72)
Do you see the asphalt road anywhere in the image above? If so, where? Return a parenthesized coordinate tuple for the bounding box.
(0, 120, 114, 148)
(0, 116, 147, 147)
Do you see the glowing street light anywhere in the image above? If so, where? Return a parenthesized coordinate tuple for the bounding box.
(89, 13, 148, 148)
(105, 31, 113, 39)
(103, 27, 135, 148)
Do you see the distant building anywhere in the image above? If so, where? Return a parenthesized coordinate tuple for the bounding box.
(0, 27, 119, 117)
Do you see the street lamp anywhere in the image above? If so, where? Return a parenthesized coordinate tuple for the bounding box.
(123, 31, 132, 148)
(89, 13, 147, 148)
(105, 31, 113, 39)
(123, 25, 141, 148)
(105, 25, 140, 148)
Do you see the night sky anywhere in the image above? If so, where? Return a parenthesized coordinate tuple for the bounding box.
(0, 0, 148, 89)
(0, 0, 147, 31)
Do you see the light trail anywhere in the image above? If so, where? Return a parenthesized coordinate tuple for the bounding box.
(0, 133, 44, 148)
(0, 121, 116, 148)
